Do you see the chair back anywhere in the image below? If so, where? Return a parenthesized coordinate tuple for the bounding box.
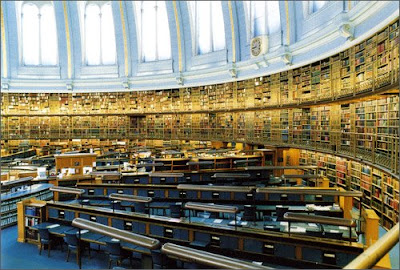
(276, 206, 289, 220)
(194, 232, 210, 242)
(64, 231, 78, 247)
(111, 200, 122, 210)
(243, 205, 256, 221)
(151, 249, 165, 266)
(134, 202, 146, 213)
(169, 204, 181, 218)
(38, 228, 50, 241)
(106, 241, 122, 256)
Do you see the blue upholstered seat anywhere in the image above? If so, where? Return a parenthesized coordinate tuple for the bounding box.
(38, 228, 56, 257)
(105, 240, 132, 269)
(63, 231, 90, 265)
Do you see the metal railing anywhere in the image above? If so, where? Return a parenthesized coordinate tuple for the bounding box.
(344, 223, 399, 269)
(1, 128, 398, 174)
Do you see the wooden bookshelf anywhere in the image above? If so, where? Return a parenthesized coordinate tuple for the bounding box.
(17, 198, 46, 243)
(298, 149, 398, 230)
(3, 93, 397, 173)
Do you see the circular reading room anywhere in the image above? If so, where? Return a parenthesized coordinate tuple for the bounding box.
(1, 1, 399, 269)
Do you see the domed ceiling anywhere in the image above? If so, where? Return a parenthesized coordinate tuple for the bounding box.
(0, 1, 398, 92)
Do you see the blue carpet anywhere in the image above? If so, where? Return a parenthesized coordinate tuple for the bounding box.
(0, 225, 140, 269)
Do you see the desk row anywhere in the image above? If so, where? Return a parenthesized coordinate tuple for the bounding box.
(77, 183, 335, 202)
(45, 202, 363, 268)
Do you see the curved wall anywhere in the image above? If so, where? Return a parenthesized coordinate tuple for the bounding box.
(1, 19, 399, 178)
(1, 1, 399, 92)
(1, 18, 399, 231)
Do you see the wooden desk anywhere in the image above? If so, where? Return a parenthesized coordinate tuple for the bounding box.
(45, 201, 365, 268)
(31, 222, 153, 256)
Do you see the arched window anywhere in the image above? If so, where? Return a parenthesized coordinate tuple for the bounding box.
(244, 1, 281, 39)
(19, 2, 58, 66)
(79, 1, 116, 65)
(309, 1, 326, 13)
(189, 1, 225, 55)
(134, 1, 171, 62)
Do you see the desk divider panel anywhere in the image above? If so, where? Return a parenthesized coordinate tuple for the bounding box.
(243, 238, 263, 253)
(120, 189, 133, 195)
(48, 208, 58, 218)
(150, 224, 164, 237)
(168, 190, 179, 198)
(220, 235, 238, 250)
(154, 190, 164, 198)
(140, 176, 149, 184)
(269, 194, 281, 201)
(336, 252, 358, 267)
(275, 243, 295, 259)
(96, 216, 108, 225)
(288, 194, 301, 201)
(94, 188, 104, 196)
(234, 192, 247, 201)
(106, 189, 117, 196)
(177, 177, 185, 183)
(65, 210, 75, 221)
(194, 231, 211, 243)
(191, 175, 201, 181)
(111, 218, 124, 230)
(151, 177, 162, 184)
(132, 222, 146, 234)
(165, 177, 176, 184)
(79, 213, 90, 220)
(201, 191, 212, 199)
(138, 190, 147, 197)
(302, 247, 323, 263)
(173, 228, 189, 241)
(220, 192, 231, 200)
(186, 191, 197, 199)
(201, 174, 212, 181)
(124, 178, 134, 184)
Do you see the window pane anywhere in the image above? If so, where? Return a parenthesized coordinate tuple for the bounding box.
(78, 2, 86, 63)
(267, 1, 280, 34)
(156, 1, 171, 60)
(86, 4, 101, 65)
(142, 1, 157, 61)
(40, 5, 58, 65)
(253, 1, 266, 36)
(211, 1, 225, 51)
(313, 1, 326, 12)
(22, 4, 39, 65)
(133, 1, 142, 60)
(243, 1, 251, 38)
(197, 1, 211, 54)
(101, 3, 116, 65)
